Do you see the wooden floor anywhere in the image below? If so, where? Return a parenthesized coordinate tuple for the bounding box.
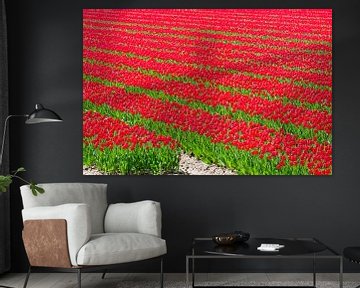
(0, 273, 359, 288)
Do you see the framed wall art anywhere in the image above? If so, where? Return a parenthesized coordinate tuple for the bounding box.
(83, 9, 332, 175)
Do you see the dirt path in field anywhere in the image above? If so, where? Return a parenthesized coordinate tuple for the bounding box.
(178, 153, 237, 175)
(83, 166, 105, 175)
(83, 153, 237, 175)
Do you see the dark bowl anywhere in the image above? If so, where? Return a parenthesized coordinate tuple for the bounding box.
(212, 231, 250, 246)
(212, 234, 238, 245)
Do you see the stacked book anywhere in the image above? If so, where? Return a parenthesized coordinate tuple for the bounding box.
(257, 243, 285, 252)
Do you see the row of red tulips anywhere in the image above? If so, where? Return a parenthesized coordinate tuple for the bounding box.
(83, 36, 331, 88)
(83, 15, 331, 45)
(82, 47, 331, 110)
(84, 36, 331, 83)
(83, 110, 177, 150)
(83, 24, 331, 67)
(83, 34, 331, 81)
(82, 44, 332, 108)
(83, 18, 331, 53)
(84, 9, 331, 39)
(83, 79, 332, 174)
(83, 59, 332, 136)
(83, 110, 179, 174)
(83, 23, 331, 61)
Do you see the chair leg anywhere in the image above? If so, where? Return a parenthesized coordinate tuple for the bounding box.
(101, 270, 107, 279)
(77, 269, 81, 288)
(160, 257, 164, 288)
(23, 266, 31, 288)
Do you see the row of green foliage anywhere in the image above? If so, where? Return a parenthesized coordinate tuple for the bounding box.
(84, 100, 310, 175)
(83, 142, 180, 175)
(84, 74, 332, 144)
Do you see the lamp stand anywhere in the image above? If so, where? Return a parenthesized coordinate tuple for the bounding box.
(0, 114, 27, 169)
(0, 105, 62, 288)
(0, 115, 27, 288)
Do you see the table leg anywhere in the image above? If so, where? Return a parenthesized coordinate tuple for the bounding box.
(313, 254, 316, 287)
(186, 257, 189, 288)
(339, 257, 343, 288)
(192, 246, 195, 288)
(192, 257, 195, 288)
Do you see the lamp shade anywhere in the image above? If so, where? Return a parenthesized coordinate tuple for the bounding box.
(25, 104, 63, 124)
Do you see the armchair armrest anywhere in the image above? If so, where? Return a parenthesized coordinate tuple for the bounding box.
(104, 200, 162, 237)
(22, 203, 91, 266)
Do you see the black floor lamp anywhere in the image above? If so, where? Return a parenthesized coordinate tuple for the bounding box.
(0, 103, 62, 288)
(0, 103, 63, 167)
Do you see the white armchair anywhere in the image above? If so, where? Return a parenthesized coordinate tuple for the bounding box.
(20, 183, 166, 288)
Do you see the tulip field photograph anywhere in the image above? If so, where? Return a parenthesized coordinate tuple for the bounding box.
(82, 9, 332, 175)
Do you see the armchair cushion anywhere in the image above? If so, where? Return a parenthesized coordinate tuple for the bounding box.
(76, 233, 166, 266)
(22, 203, 91, 266)
(104, 200, 162, 237)
(20, 183, 108, 234)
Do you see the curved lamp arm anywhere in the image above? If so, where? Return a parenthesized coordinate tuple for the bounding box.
(0, 114, 28, 169)
(0, 104, 63, 170)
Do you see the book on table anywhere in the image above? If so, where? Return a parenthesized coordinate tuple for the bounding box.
(257, 243, 285, 251)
